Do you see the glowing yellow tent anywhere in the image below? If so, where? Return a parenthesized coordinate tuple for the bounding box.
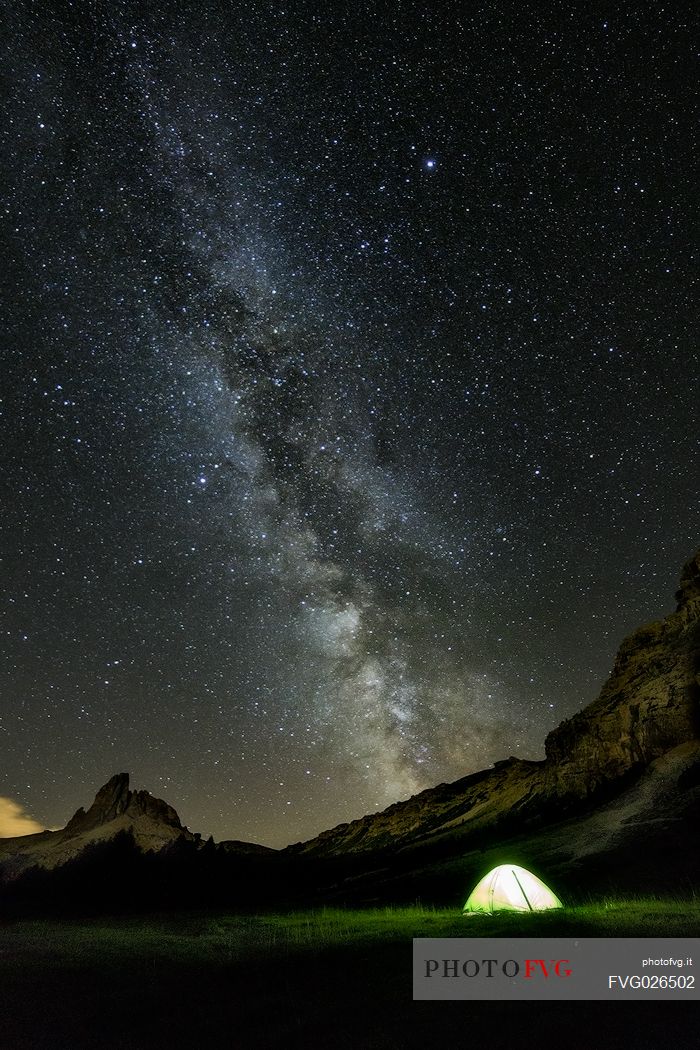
(463, 864, 563, 914)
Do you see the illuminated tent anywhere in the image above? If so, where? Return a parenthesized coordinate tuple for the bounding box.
(463, 864, 563, 914)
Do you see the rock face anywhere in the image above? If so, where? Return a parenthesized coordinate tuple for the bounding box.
(677, 549, 700, 609)
(0, 773, 193, 877)
(64, 773, 183, 837)
(542, 549, 699, 801)
(0, 772, 277, 880)
(286, 758, 545, 856)
(288, 549, 700, 857)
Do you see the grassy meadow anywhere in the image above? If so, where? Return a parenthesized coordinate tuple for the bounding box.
(1, 900, 699, 1048)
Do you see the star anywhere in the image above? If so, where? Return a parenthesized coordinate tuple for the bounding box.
(0, 2, 695, 849)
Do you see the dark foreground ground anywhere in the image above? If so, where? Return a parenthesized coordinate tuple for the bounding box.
(1, 902, 699, 1049)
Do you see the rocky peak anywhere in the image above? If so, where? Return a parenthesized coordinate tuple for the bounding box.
(64, 773, 131, 835)
(126, 789, 182, 828)
(64, 773, 183, 836)
(676, 549, 700, 612)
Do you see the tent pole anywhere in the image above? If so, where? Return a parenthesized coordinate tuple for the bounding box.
(511, 869, 533, 911)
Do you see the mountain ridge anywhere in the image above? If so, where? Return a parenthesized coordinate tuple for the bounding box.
(0, 773, 199, 878)
(1, 549, 698, 884)
(284, 548, 700, 857)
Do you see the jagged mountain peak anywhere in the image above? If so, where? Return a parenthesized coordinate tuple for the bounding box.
(64, 773, 131, 834)
(0, 774, 192, 877)
(64, 773, 183, 838)
(676, 548, 700, 611)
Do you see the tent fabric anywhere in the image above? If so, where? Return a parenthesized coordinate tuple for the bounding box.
(463, 864, 563, 914)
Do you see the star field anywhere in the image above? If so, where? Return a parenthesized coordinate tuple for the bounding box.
(1, 2, 698, 847)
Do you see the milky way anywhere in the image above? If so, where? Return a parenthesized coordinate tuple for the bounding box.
(2, 3, 698, 846)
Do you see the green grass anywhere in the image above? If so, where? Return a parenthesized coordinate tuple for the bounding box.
(2, 897, 699, 971)
(2, 901, 699, 1049)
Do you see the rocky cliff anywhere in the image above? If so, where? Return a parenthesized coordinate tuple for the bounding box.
(64, 772, 183, 836)
(287, 549, 700, 857)
(0, 773, 195, 877)
(0, 772, 277, 880)
(542, 551, 699, 800)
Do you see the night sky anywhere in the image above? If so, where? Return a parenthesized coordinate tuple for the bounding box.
(2, 2, 698, 848)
